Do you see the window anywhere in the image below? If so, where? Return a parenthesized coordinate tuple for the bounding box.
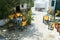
(51, 1, 55, 6)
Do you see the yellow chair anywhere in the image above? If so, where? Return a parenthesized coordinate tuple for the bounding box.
(55, 13, 59, 16)
(15, 13, 22, 17)
(9, 14, 15, 19)
(51, 22, 55, 28)
(48, 8, 52, 14)
(22, 21, 27, 26)
(55, 10, 60, 16)
(43, 16, 49, 21)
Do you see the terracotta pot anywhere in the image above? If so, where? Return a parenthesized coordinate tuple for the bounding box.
(57, 28, 60, 34)
(55, 24, 59, 29)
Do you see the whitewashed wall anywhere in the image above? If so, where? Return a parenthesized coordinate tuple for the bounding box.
(34, 0, 53, 12)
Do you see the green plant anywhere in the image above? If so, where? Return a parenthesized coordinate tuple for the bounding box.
(0, 0, 20, 19)
(0, 0, 34, 19)
(26, 10, 34, 25)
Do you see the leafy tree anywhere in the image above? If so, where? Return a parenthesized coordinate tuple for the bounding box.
(0, 0, 34, 19)
(0, 0, 20, 19)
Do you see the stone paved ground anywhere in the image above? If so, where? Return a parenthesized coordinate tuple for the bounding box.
(16, 8, 60, 40)
(0, 7, 60, 40)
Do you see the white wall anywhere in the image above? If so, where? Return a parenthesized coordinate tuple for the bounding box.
(34, 0, 51, 11)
